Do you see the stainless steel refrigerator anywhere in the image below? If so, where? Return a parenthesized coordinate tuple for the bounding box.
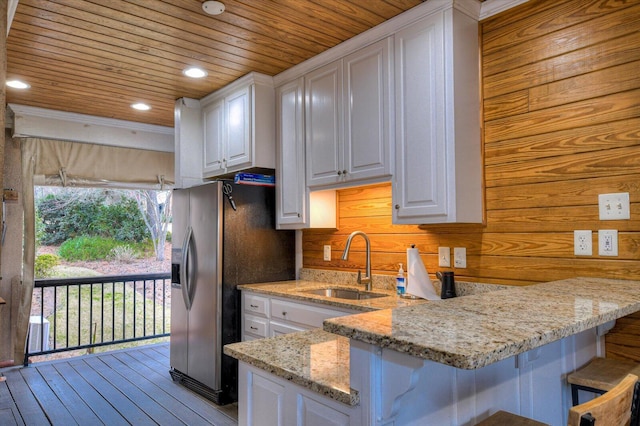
(169, 180, 295, 405)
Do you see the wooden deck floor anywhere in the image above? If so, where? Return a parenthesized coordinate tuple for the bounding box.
(0, 344, 238, 425)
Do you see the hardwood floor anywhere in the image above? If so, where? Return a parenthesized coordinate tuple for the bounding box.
(0, 344, 238, 425)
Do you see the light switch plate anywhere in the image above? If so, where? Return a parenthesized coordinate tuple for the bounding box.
(438, 247, 451, 267)
(454, 247, 466, 268)
(599, 193, 630, 220)
(323, 245, 331, 261)
(598, 230, 618, 256)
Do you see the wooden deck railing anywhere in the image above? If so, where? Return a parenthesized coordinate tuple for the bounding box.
(25, 273, 171, 365)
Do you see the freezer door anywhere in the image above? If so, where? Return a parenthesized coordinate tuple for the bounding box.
(170, 188, 190, 374)
(187, 183, 222, 390)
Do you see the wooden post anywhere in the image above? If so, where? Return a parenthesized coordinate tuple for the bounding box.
(0, 0, 8, 364)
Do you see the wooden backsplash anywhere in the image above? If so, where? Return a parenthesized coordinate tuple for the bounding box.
(303, 0, 640, 361)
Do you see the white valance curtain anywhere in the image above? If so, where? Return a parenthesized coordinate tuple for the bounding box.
(15, 138, 174, 362)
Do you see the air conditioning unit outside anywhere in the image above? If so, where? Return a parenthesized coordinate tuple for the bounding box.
(28, 315, 50, 352)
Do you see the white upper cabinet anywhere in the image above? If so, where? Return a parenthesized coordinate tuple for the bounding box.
(202, 98, 225, 174)
(174, 97, 204, 189)
(392, 6, 482, 224)
(275, 78, 307, 228)
(272, 0, 482, 225)
(305, 60, 343, 187)
(275, 78, 337, 230)
(224, 86, 251, 169)
(344, 38, 393, 183)
(200, 72, 275, 178)
(305, 38, 392, 189)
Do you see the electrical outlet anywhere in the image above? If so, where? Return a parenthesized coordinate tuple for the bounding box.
(574, 230, 592, 256)
(438, 247, 451, 267)
(454, 247, 466, 268)
(323, 245, 331, 261)
(599, 193, 630, 220)
(598, 230, 618, 256)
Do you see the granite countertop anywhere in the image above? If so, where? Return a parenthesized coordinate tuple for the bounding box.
(238, 280, 427, 312)
(224, 329, 359, 406)
(324, 277, 640, 370)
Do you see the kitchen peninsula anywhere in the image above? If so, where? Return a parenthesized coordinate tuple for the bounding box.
(225, 277, 640, 425)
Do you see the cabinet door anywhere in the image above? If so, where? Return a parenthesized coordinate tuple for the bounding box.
(305, 61, 343, 187)
(299, 395, 351, 426)
(392, 13, 448, 223)
(248, 371, 286, 426)
(343, 38, 392, 183)
(202, 99, 225, 174)
(225, 85, 252, 169)
(276, 78, 307, 228)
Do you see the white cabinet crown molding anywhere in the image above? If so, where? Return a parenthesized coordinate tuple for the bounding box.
(480, 0, 530, 20)
(8, 103, 174, 152)
(7, 0, 18, 35)
(200, 71, 273, 107)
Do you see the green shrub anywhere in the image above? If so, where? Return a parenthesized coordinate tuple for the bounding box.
(35, 254, 60, 278)
(59, 236, 122, 261)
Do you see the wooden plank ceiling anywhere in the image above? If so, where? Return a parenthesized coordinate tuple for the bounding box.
(5, 0, 424, 128)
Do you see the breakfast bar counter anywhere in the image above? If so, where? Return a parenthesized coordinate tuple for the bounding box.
(226, 277, 640, 425)
(324, 277, 640, 369)
(225, 329, 358, 406)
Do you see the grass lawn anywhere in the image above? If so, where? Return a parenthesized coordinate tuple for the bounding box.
(48, 282, 170, 351)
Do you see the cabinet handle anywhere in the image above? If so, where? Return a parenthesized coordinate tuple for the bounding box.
(282, 311, 287, 316)
(250, 326, 258, 330)
(395, 204, 400, 209)
(342, 170, 347, 175)
(250, 304, 259, 308)
(337, 170, 342, 176)
(297, 213, 301, 218)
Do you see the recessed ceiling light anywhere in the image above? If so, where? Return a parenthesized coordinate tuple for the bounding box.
(183, 67, 208, 78)
(131, 103, 151, 111)
(6, 80, 30, 89)
(202, 1, 225, 15)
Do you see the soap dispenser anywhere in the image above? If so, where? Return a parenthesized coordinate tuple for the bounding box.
(396, 263, 406, 295)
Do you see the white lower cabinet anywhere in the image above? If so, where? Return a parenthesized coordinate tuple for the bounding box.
(241, 291, 357, 341)
(245, 369, 286, 426)
(348, 327, 600, 425)
(239, 363, 361, 426)
(243, 314, 268, 339)
(270, 321, 305, 337)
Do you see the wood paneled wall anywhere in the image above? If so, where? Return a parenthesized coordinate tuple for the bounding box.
(302, 0, 640, 360)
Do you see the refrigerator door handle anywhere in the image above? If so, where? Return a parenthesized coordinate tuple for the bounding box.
(181, 226, 194, 311)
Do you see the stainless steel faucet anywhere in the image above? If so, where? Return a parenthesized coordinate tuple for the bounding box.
(341, 231, 372, 291)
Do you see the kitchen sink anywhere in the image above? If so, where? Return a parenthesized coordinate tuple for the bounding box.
(301, 288, 387, 300)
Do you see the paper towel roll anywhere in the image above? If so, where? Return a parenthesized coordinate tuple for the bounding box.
(406, 248, 440, 300)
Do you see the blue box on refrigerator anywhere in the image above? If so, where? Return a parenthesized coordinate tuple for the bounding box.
(234, 173, 275, 186)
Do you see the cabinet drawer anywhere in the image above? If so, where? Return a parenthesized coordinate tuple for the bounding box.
(270, 321, 307, 337)
(271, 299, 348, 329)
(245, 294, 269, 317)
(244, 314, 268, 338)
